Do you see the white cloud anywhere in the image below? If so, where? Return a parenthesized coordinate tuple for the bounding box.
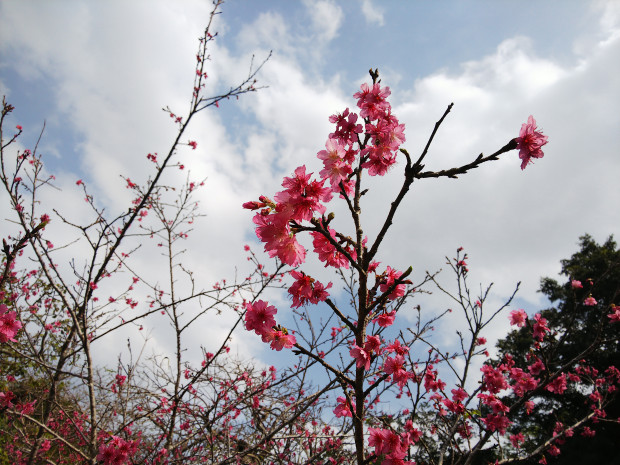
(360, 0, 385, 26)
(236, 11, 292, 56)
(303, 0, 343, 42)
(597, 0, 620, 33)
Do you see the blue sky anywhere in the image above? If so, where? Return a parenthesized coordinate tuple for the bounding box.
(1, 0, 619, 368)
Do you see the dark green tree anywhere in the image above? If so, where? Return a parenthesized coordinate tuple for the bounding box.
(496, 234, 620, 464)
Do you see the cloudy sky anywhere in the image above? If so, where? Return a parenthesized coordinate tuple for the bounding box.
(1, 0, 619, 368)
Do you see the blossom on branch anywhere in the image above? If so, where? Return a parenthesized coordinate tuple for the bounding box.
(509, 309, 527, 327)
(584, 296, 597, 306)
(516, 115, 548, 170)
(244, 300, 277, 336)
(608, 305, 620, 323)
(0, 304, 22, 343)
(333, 396, 353, 418)
(288, 271, 331, 308)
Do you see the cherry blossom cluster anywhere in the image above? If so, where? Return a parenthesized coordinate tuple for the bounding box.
(243, 82, 407, 267)
(97, 436, 139, 465)
(241, 75, 560, 463)
(0, 303, 22, 343)
(368, 426, 418, 465)
(244, 300, 296, 351)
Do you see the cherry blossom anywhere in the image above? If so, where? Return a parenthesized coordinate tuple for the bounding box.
(516, 115, 548, 170)
(509, 309, 527, 327)
(244, 300, 277, 336)
(0, 304, 22, 343)
(583, 296, 597, 306)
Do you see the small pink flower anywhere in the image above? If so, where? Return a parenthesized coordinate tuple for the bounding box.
(546, 373, 567, 394)
(0, 305, 22, 343)
(244, 300, 277, 336)
(532, 313, 549, 341)
(509, 309, 527, 327)
(16, 125, 22, 131)
(269, 330, 296, 351)
(350, 344, 371, 370)
(516, 115, 548, 170)
(451, 387, 468, 402)
(583, 296, 597, 306)
(607, 305, 620, 323)
(333, 396, 352, 418)
(188, 141, 197, 150)
(510, 433, 524, 448)
(571, 280, 583, 289)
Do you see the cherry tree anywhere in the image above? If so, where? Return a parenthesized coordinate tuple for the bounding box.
(1, 1, 618, 464)
(242, 68, 618, 465)
(0, 2, 353, 464)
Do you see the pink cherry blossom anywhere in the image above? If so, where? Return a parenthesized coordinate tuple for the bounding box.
(510, 368, 538, 396)
(607, 305, 620, 323)
(379, 266, 406, 300)
(368, 427, 406, 460)
(244, 300, 277, 336)
(353, 83, 391, 120)
(0, 304, 22, 343)
(317, 138, 353, 192)
(516, 115, 548, 170)
(269, 330, 296, 351)
(532, 313, 550, 341)
(275, 165, 332, 222)
(368, 428, 389, 454)
(508, 309, 527, 327)
(528, 359, 546, 376)
(374, 310, 396, 328)
(385, 339, 409, 355)
(97, 436, 139, 465)
(362, 145, 397, 177)
(481, 365, 508, 394)
(363, 334, 382, 354)
(384, 355, 410, 388)
(350, 344, 371, 370)
(328, 107, 363, 144)
(288, 271, 331, 308)
(584, 296, 597, 306)
(366, 111, 406, 151)
(333, 396, 352, 418)
(510, 432, 525, 448)
(451, 387, 468, 403)
(0, 390, 15, 408)
(546, 373, 567, 394)
(253, 212, 306, 266)
(311, 228, 355, 269)
(571, 279, 583, 289)
(482, 413, 512, 434)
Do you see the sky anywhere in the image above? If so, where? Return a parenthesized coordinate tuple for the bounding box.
(1, 0, 619, 373)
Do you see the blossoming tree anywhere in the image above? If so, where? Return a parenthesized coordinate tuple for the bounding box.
(242, 68, 618, 465)
(1, 1, 618, 464)
(0, 2, 353, 464)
